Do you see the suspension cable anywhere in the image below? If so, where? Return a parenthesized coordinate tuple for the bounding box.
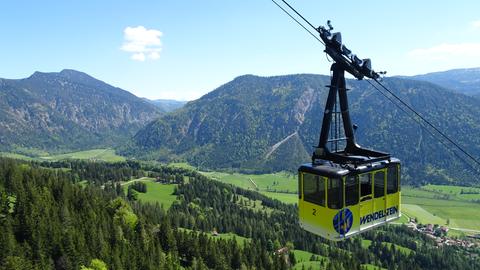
(373, 79, 480, 168)
(270, 0, 480, 172)
(366, 80, 480, 174)
(270, 0, 324, 45)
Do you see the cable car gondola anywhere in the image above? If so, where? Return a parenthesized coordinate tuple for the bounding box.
(297, 24, 401, 241)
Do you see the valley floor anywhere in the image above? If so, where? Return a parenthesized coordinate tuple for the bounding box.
(2, 149, 479, 234)
(200, 169, 480, 235)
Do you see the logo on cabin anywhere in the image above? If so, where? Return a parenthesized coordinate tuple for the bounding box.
(333, 208, 353, 235)
(360, 206, 399, 225)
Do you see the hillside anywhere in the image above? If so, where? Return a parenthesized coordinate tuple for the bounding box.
(408, 68, 480, 96)
(0, 69, 160, 154)
(1, 157, 478, 269)
(126, 74, 480, 186)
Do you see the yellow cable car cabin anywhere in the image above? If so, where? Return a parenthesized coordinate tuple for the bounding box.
(296, 28, 403, 240)
(298, 159, 401, 241)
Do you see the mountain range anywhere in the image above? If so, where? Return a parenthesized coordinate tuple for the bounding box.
(0, 69, 161, 154)
(126, 73, 480, 186)
(1, 68, 480, 186)
(406, 67, 480, 97)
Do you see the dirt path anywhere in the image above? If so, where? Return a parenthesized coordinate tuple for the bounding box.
(265, 131, 297, 159)
(450, 227, 480, 233)
(248, 178, 258, 189)
(120, 177, 153, 186)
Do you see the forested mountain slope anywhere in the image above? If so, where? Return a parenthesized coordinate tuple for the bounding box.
(127, 74, 480, 186)
(0, 69, 160, 153)
(1, 158, 478, 269)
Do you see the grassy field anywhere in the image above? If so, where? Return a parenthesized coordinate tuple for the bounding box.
(123, 178, 177, 209)
(259, 191, 297, 204)
(168, 162, 196, 170)
(1, 148, 126, 162)
(361, 239, 413, 256)
(202, 171, 298, 205)
(361, 239, 372, 249)
(235, 195, 276, 214)
(361, 264, 386, 270)
(178, 228, 250, 245)
(0, 152, 37, 161)
(401, 204, 446, 225)
(213, 232, 250, 245)
(422, 184, 480, 201)
(293, 249, 326, 262)
(77, 180, 89, 188)
(402, 186, 480, 230)
(293, 261, 323, 270)
(292, 249, 328, 270)
(42, 148, 125, 162)
(382, 242, 413, 255)
(201, 171, 297, 192)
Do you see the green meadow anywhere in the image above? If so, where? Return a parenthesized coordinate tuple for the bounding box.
(122, 178, 178, 209)
(361, 239, 413, 256)
(1, 148, 126, 162)
(167, 162, 197, 170)
(292, 249, 328, 270)
(361, 264, 387, 270)
(178, 228, 250, 245)
(201, 171, 297, 192)
(42, 148, 125, 162)
(0, 152, 37, 161)
(402, 186, 480, 230)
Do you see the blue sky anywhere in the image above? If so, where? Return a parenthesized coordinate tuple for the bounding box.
(1, 1, 480, 100)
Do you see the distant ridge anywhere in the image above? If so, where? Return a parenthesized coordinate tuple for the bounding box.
(0, 69, 161, 153)
(144, 98, 188, 112)
(405, 67, 480, 96)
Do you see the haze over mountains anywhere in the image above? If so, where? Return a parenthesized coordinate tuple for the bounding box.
(406, 67, 480, 97)
(144, 98, 188, 113)
(0, 69, 161, 154)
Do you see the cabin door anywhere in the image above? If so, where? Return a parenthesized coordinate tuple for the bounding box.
(359, 173, 374, 230)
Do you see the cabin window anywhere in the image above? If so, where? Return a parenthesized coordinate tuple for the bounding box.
(303, 173, 325, 206)
(359, 173, 372, 201)
(328, 178, 343, 209)
(345, 176, 358, 206)
(374, 171, 385, 198)
(387, 165, 399, 194)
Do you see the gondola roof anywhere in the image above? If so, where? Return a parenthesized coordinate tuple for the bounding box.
(299, 157, 401, 178)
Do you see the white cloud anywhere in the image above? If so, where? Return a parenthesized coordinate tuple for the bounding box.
(149, 51, 160, 60)
(408, 43, 480, 60)
(121, 26, 163, 61)
(131, 53, 146, 61)
(472, 20, 480, 29)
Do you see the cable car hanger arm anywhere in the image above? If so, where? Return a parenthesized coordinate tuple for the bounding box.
(313, 62, 390, 165)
